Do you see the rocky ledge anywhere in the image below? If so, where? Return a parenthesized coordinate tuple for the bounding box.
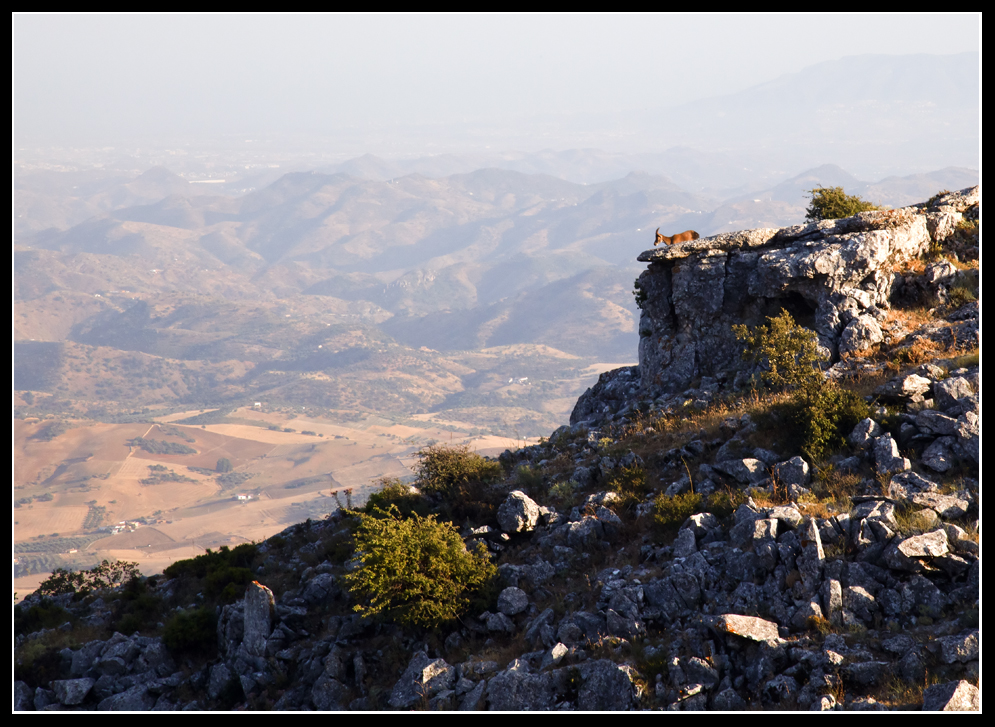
(628, 187, 978, 401)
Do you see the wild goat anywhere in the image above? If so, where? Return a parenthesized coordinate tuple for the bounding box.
(654, 228, 700, 246)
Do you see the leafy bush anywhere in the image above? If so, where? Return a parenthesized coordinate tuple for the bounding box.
(216, 458, 233, 473)
(633, 279, 648, 310)
(344, 506, 497, 628)
(778, 382, 870, 461)
(514, 465, 546, 498)
(14, 599, 72, 636)
(141, 466, 195, 485)
(413, 444, 504, 522)
(804, 187, 879, 221)
(948, 280, 978, 308)
(704, 489, 747, 520)
(606, 465, 648, 510)
(415, 444, 503, 499)
(549, 479, 579, 504)
(164, 543, 258, 580)
(923, 189, 951, 209)
(205, 566, 255, 603)
(163, 606, 217, 657)
(364, 477, 428, 519)
(36, 560, 141, 598)
(653, 491, 702, 536)
(733, 310, 826, 392)
(111, 576, 163, 634)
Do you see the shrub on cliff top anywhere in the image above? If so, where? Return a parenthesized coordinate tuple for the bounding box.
(344, 505, 497, 628)
(805, 186, 879, 221)
(415, 443, 503, 498)
(413, 443, 504, 523)
(36, 559, 141, 598)
(364, 476, 429, 519)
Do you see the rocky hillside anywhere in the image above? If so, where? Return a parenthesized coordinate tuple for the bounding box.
(14, 188, 979, 711)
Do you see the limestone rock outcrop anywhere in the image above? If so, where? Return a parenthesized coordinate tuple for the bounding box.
(573, 188, 978, 414)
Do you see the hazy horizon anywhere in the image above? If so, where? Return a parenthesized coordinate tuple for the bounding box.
(14, 14, 980, 155)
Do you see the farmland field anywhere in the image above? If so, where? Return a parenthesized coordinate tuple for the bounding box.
(13, 404, 528, 599)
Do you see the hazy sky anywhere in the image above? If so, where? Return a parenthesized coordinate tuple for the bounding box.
(14, 13, 981, 146)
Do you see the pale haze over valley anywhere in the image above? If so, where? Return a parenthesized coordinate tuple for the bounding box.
(12, 14, 980, 588)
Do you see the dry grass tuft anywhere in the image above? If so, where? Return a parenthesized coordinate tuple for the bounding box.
(811, 464, 863, 505)
(887, 337, 944, 369)
(885, 305, 934, 329)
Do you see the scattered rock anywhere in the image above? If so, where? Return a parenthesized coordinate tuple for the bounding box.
(922, 680, 979, 711)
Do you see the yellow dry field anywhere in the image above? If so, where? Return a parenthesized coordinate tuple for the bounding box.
(13, 407, 524, 596)
(13, 505, 89, 539)
(200, 423, 333, 445)
(14, 420, 149, 489)
(324, 455, 414, 489)
(14, 574, 51, 602)
(92, 527, 176, 552)
(156, 408, 220, 423)
(466, 435, 522, 457)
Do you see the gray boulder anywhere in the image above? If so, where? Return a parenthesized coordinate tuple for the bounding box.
(933, 377, 975, 412)
(883, 529, 949, 572)
(207, 663, 233, 701)
(772, 457, 810, 488)
(497, 587, 529, 616)
(576, 660, 637, 711)
(97, 684, 155, 711)
(934, 630, 979, 664)
(873, 434, 910, 476)
(388, 651, 456, 709)
(53, 678, 95, 706)
(486, 660, 555, 711)
(850, 418, 883, 449)
(497, 490, 541, 534)
(243, 581, 275, 658)
(922, 680, 979, 711)
(712, 457, 767, 484)
(708, 613, 780, 643)
(839, 315, 883, 356)
(874, 374, 931, 402)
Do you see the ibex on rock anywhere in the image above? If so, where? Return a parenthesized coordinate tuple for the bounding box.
(655, 228, 700, 246)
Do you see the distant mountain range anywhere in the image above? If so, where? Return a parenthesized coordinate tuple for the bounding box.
(14, 154, 977, 434)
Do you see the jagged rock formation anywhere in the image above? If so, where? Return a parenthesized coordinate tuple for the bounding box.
(15, 187, 979, 711)
(573, 187, 978, 426)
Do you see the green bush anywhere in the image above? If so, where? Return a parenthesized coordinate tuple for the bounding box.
(163, 606, 217, 657)
(14, 599, 72, 637)
(633, 279, 648, 310)
(163, 543, 258, 580)
(415, 444, 503, 499)
(514, 465, 546, 499)
(162, 543, 258, 606)
(205, 566, 254, 602)
(364, 477, 428, 519)
(344, 506, 497, 628)
(733, 310, 826, 392)
(216, 458, 233, 473)
(606, 465, 648, 510)
(778, 381, 870, 461)
(947, 271, 978, 308)
(704, 489, 747, 520)
(36, 560, 141, 598)
(653, 491, 703, 536)
(414, 444, 504, 522)
(109, 575, 163, 634)
(804, 187, 879, 221)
